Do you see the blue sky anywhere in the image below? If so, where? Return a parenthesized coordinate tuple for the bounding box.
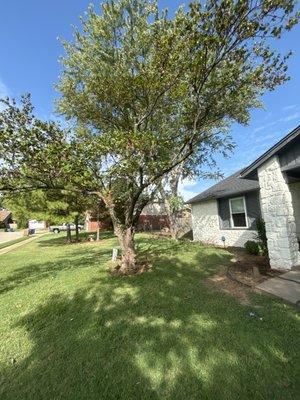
(0, 1, 299, 199)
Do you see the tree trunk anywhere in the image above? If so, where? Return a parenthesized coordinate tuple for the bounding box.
(161, 167, 182, 240)
(96, 210, 100, 241)
(66, 223, 72, 243)
(103, 194, 141, 274)
(167, 205, 181, 240)
(75, 215, 79, 242)
(115, 225, 137, 273)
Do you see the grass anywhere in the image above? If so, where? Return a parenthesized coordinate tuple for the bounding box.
(0, 236, 30, 250)
(0, 233, 299, 400)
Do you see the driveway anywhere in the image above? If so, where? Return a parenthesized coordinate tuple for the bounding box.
(0, 231, 23, 243)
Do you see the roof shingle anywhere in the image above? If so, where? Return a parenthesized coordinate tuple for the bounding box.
(187, 170, 259, 204)
(0, 210, 12, 223)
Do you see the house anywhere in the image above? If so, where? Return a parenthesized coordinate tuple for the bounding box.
(84, 202, 169, 233)
(86, 201, 188, 233)
(188, 125, 300, 271)
(0, 210, 14, 230)
(84, 211, 112, 232)
(137, 202, 169, 231)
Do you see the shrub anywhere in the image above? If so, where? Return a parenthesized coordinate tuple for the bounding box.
(245, 240, 261, 255)
(256, 218, 268, 256)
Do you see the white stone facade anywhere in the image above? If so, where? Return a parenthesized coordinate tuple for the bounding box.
(258, 156, 300, 270)
(290, 182, 300, 238)
(192, 200, 257, 247)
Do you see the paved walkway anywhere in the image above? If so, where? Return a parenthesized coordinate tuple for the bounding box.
(257, 269, 300, 305)
(0, 231, 23, 243)
(0, 234, 45, 256)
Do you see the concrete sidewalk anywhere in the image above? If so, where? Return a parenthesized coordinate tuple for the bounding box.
(0, 231, 23, 243)
(257, 269, 300, 305)
(0, 234, 45, 256)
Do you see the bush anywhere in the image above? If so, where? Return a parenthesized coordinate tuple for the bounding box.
(256, 218, 268, 256)
(245, 240, 261, 255)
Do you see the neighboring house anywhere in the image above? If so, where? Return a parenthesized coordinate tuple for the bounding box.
(86, 201, 187, 233)
(137, 202, 169, 231)
(0, 210, 14, 230)
(188, 125, 300, 271)
(85, 202, 169, 232)
(84, 211, 112, 232)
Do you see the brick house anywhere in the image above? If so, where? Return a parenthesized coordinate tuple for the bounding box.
(0, 210, 14, 230)
(85, 202, 170, 233)
(188, 125, 300, 271)
(137, 202, 169, 231)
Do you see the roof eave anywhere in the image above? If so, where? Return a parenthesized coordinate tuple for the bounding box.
(188, 187, 259, 204)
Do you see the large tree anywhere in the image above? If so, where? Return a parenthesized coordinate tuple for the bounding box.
(1, 1, 299, 273)
(55, 0, 299, 272)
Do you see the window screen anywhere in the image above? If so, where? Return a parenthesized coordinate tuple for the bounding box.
(229, 197, 247, 228)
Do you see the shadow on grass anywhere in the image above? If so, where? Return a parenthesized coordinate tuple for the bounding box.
(0, 235, 222, 296)
(0, 235, 299, 399)
(38, 231, 116, 247)
(0, 247, 111, 295)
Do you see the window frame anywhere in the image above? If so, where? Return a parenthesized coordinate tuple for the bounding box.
(229, 196, 248, 229)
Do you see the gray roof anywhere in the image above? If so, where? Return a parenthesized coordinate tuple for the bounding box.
(188, 124, 300, 204)
(187, 170, 259, 204)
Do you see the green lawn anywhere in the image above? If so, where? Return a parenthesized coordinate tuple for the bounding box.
(0, 233, 299, 400)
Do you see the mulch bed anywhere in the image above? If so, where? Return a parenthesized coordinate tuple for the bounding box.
(205, 248, 284, 305)
(227, 248, 284, 287)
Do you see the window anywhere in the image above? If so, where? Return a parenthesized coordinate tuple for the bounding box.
(229, 197, 248, 228)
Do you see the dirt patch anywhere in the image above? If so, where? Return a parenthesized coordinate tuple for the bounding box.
(205, 266, 252, 306)
(205, 248, 284, 305)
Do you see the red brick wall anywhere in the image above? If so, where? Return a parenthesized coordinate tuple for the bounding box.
(137, 215, 169, 231)
(86, 220, 112, 232)
(86, 215, 169, 232)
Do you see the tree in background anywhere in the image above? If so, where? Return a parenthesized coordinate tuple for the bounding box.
(55, 0, 298, 272)
(86, 198, 113, 241)
(2, 189, 93, 242)
(2, 190, 62, 229)
(0, 95, 94, 242)
(159, 125, 233, 239)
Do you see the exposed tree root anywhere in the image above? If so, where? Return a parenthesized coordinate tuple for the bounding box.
(109, 260, 151, 276)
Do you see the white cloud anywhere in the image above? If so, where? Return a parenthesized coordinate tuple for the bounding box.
(0, 78, 9, 98)
(250, 111, 300, 138)
(0, 78, 10, 111)
(280, 112, 300, 122)
(283, 104, 297, 111)
(252, 121, 277, 134)
(253, 131, 281, 145)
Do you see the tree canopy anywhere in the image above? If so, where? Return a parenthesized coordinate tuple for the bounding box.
(1, 0, 299, 272)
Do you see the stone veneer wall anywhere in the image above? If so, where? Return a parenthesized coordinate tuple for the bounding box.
(192, 200, 257, 247)
(258, 156, 299, 270)
(290, 182, 300, 238)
